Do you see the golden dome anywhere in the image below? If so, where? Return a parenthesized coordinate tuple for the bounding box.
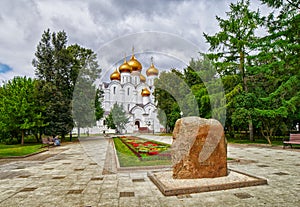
(146, 58, 159, 76)
(119, 57, 132, 73)
(110, 68, 120, 81)
(128, 54, 142, 71)
(140, 74, 146, 83)
(141, 88, 151, 97)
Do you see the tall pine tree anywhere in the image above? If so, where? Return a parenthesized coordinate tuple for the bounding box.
(246, 0, 300, 143)
(33, 29, 103, 139)
(203, 0, 264, 140)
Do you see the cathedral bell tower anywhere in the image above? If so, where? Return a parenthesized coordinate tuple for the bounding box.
(146, 57, 159, 87)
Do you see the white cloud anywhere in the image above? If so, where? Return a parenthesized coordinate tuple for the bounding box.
(0, 0, 264, 82)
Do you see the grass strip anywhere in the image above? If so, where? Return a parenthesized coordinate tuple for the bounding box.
(0, 144, 44, 158)
(227, 138, 283, 146)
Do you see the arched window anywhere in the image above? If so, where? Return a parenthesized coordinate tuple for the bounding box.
(113, 87, 116, 94)
(127, 88, 130, 95)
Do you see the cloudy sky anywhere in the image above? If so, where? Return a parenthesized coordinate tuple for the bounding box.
(0, 0, 267, 83)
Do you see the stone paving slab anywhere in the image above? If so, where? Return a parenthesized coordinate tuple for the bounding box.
(0, 135, 299, 206)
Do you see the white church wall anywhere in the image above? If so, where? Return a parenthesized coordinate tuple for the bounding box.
(136, 84, 145, 104)
(98, 54, 164, 135)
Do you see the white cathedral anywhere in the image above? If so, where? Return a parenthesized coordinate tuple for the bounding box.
(97, 50, 163, 134)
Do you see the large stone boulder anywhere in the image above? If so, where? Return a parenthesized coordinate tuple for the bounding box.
(172, 116, 227, 179)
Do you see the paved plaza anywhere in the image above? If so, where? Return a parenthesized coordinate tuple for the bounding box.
(0, 135, 299, 207)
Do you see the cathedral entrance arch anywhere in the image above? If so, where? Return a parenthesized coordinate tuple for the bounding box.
(135, 121, 140, 129)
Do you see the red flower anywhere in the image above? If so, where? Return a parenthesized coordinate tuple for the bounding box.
(149, 151, 159, 155)
(132, 143, 139, 147)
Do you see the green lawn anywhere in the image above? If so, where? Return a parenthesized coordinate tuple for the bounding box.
(0, 144, 44, 158)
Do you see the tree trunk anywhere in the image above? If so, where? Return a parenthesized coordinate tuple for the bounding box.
(240, 50, 253, 142)
(39, 132, 42, 141)
(239, 51, 248, 91)
(266, 136, 272, 145)
(69, 131, 72, 142)
(34, 133, 39, 143)
(77, 126, 80, 138)
(260, 127, 272, 145)
(268, 128, 274, 145)
(249, 120, 254, 141)
(21, 130, 24, 145)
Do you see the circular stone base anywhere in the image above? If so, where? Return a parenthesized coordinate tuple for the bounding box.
(147, 169, 267, 196)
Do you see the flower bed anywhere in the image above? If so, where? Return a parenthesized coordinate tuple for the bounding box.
(114, 136, 171, 161)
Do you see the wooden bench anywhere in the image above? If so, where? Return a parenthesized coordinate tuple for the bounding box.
(283, 134, 300, 148)
(42, 137, 54, 149)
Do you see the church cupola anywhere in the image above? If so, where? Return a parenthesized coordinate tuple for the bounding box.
(128, 47, 142, 72)
(141, 88, 151, 97)
(141, 88, 151, 105)
(146, 57, 159, 87)
(146, 57, 159, 76)
(119, 54, 132, 84)
(110, 68, 120, 81)
(119, 56, 132, 73)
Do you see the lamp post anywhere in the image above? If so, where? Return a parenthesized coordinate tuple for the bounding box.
(146, 119, 155, 134)
(152, 118, 154, 134)
(146, 120, 151, 133)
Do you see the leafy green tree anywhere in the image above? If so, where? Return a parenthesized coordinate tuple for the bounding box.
(95, 88, 104, 121)
(105, 113, 116, 130)
(231, 92, 259, 138)
(260, 0, 300, 9)
(69, 44, 102, 137)
(154, 56, 225, 132)
(154, 70, 185, 132)
(72, 79, 97, 137)
(245, 0, 300, 143)
(0, 77, 46, 145)
(33, 29, 75, 139)
(184, 56, 225, 121)
(33, 29, 103, 139)
(203, 0, 264, 140)
(105, 103, 129, 133)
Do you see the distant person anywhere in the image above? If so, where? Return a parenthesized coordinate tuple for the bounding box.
(53, 135, 60, 146)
